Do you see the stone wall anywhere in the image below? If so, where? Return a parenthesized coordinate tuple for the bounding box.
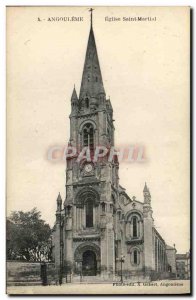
(7, 261, 56, 286)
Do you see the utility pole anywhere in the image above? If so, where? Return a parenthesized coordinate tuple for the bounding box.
(120, 254, 125, 283)
(117, 253, 125, 283)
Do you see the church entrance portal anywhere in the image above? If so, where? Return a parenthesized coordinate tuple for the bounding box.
(82, 250, 97, 276)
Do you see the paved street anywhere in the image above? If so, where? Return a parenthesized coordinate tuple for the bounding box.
(7, 280, 190, 295)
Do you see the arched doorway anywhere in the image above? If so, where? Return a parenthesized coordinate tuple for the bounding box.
(74, 242, 101, 275)
(82, 250, 97, 276)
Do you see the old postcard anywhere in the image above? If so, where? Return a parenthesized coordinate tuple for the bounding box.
(6, 6, 190, 295)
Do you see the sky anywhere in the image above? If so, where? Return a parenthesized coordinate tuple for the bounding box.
(7, 6, 190, 253)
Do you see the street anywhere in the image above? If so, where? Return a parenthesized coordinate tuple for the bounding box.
(7, 280, 190, 295)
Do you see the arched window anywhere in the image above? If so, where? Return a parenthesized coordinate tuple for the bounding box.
(126, 212, 142, 240)
(112, 195, 116, 205)
(107, 128, 111, 143)
(133, 249, 139, 265)
(86, 200, 93, 228)
(132, 216, 138, 238)
(85, 98, 89, 108)
(101, 202, 105, 213)
(83, 123, 94, 150)
(67, 205, 72, 216)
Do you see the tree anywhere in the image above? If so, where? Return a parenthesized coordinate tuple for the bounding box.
(7, 208, 52, 262)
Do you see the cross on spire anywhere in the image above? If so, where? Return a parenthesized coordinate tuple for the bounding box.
(89, 8, 94, 28)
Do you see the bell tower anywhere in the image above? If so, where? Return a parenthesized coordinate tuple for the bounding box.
(61, 9, 119, 278)
(52, 9, 177, 282)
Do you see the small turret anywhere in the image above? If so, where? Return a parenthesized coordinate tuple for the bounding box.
(143, 182, 151, 205)
(143, 182, 154, 271)
(71, 86, 79, 113)
(56, 192, 62, 212)
(143, 182, 148, 193)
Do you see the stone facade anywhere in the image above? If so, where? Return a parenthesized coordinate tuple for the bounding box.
(176, 252, 190, 279)
(52, 14, 177, 281)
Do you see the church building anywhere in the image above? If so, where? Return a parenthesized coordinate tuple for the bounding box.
(52, 11, 176, 282)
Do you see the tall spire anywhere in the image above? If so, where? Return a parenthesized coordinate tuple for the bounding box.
(79, 9, 105, 100)
(89, 8, 94, 28)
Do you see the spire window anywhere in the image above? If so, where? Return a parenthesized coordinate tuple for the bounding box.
(85, 98, 89, 108)
(82, 123, 94, 150)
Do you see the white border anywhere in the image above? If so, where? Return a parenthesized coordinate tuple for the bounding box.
(1, 1, 194, 299)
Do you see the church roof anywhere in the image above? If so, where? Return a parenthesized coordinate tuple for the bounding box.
(79, 18, 105, 99)
(119, 185, 126, 192)
(166, 244, 175, 250)
(118, 185, 143, 206)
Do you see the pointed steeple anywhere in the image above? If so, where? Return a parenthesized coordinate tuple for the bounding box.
(143, 182, 148, 192)
(57, 192, 62, 202)
(89, 8, 93, 29)
(71, 85, 79, 114)
(79, 9, 105, 100)
(143, 182, 151, 205)
(56, 192, 62, 211)
(71, 85, 78, 102)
